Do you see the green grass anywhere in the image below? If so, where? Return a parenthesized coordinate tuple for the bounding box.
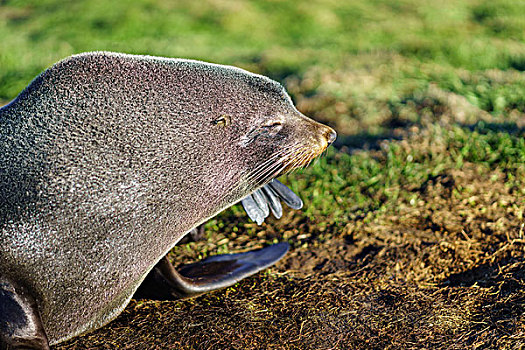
(286, 124, 524, 224)
(1, 0, 524, 104)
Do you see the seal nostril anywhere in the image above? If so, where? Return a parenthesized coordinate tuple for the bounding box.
(327, 129, 337, 145)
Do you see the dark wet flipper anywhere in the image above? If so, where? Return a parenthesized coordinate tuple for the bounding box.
(134, 243, 289, 300)
(0, 280, 49, 350)
(267, 179, 303, 210)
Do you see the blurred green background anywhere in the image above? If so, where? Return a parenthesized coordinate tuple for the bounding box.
(1, 0, 524, 108)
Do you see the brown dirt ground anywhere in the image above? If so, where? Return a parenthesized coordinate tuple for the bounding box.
(56, 151, 524, 349)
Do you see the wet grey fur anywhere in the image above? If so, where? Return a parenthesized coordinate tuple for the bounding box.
(0, 52, 331, 344)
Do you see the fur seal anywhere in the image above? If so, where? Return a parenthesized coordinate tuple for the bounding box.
(0, 52, 336, 348)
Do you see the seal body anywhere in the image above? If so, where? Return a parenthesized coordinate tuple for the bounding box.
(0, 52, 335, 345)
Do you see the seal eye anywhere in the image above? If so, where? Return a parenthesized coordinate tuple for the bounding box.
(213, 115, 231, 127)
(262, 121, 282, 129)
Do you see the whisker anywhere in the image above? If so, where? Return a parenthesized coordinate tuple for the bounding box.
(278, 148, 308, 177)
(246, 146, 293, 180)
(249, 147, 297, 183)
(218, 140, 326, 208)
(252, 156, 288, 184)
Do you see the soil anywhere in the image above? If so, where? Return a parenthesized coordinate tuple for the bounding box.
(56, 142, 524, 349)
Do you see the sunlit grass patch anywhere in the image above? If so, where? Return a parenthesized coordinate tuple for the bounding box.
(1, 0, 524, 103)
(285, 124, 524, 223)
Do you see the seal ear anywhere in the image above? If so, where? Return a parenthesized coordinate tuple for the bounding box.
(134, 243, 289, 300)
(0, 280, 49, 350)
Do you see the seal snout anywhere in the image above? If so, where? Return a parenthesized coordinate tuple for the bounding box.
(326, 127, 337, 146)
(315, 124, 337, 151)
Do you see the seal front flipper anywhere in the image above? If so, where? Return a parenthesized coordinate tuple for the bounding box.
(267, 179, 303, 210)
(0, 280, 49, 350)
(135, 242, 289, 300)
(241, 180, 302, 224)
